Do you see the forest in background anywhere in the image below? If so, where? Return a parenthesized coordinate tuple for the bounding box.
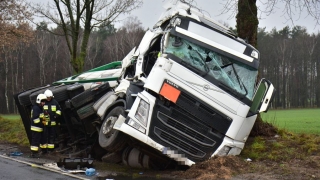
(0, 18, 319, 113)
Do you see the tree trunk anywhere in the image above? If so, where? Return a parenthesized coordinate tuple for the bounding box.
(236, 0, 258, 47)
(237, 0, 277, 136)
(79, 29, 90, 72)
(4, 47, 10, 113)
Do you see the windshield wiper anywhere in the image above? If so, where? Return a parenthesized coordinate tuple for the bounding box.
(220, 63, 232, 69)
(230, 63, 248, 96)
(188, 48, 209, 77)
(218, 62, 248, 97)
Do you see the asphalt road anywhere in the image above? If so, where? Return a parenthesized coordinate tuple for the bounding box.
(0, 155, 89, 180)
(0, 144, 176, 180)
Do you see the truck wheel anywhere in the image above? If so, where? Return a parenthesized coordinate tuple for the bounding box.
(29, 89, 47, 105)
(29, 85, 70, 105)
(76, 102, 95, 120)
(71, 83, 110, 108)
(18, 86, 48, 106)
(99, 106, 127, 152)
(67, 84, 85, 99)
(50, 85, 70, 103)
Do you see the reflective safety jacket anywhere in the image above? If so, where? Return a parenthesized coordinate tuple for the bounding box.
(43, 98, 61, 126)
(30, 105, 44, 132)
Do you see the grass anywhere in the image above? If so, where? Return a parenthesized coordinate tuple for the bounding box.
(1, 109, 320, 159)
(241, 131, 320, 162)
(0, 116, 29, 146)
(261, 108, 320, 135)
(242, 108, 320, 162)
(0, 114, 21, 120)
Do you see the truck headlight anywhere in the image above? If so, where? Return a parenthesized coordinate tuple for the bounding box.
(251, 50, 259, 59)
(134, 99, 149, 127)
(216, 146, 231, 156)
(128, 119, 146, 134)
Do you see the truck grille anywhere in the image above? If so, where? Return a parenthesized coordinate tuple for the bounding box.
(177, 92, 232, 134)
(154, 127, 206, 158)
(149, 90, 232, 162)
(157, 111, 216, 146)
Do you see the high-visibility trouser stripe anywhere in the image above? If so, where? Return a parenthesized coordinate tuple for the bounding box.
(40, 144, 48, 149)
(56, 110, 61, 115)
(44, 121, 55, 126)
(31, 126, 43, 132)
(31, 146, 39, 151)
(47, 144, 55, 149)
(33, 118, 40, 123)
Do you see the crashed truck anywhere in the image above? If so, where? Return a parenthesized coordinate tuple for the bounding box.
(14, 2, 274, 169)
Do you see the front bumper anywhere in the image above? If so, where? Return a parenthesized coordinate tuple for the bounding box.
(113, 114, 195, 166)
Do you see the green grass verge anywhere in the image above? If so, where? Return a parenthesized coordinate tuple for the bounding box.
(1, 108, 320, 150)
(0, 114, 20, 120)
(0, 116, 29, 146)
(241, 131, 320, 161)
(261, 108, 320, 135)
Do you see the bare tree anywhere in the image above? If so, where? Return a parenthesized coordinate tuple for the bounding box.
(0, 0, 33, 113)
(122, 16, 145, 49)
(222, 0, 320, 26)
(3, 46, 12, 113)
(50, 33, 62, 80)
(35, 30, 50, 85)
(0, 0, 33, 47)
(29, 0, 143, 73)
(104, 31, 125, 62)
(86, 33, 101, 69)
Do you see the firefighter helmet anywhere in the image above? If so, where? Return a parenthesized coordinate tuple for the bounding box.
(44, 89, 54, 98)
(36, 94, 47, 104)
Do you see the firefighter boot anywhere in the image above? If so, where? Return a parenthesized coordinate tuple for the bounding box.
(30, 151, 40, 158)
(39, 148, 47, 155)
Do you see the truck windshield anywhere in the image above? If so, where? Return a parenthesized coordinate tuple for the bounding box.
(164, 35, 258, 99)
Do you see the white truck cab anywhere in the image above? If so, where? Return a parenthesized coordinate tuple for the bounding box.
(111, 1, 274, 166)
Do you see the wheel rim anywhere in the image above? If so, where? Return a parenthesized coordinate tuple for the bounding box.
(102, 116, 117, 138)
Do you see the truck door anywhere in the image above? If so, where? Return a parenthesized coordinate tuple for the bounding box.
(248, 78, 275, 116)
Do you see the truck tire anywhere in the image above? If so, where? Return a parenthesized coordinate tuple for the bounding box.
(29, 85, 70, 105)
(18, 86, 49, 106)
(67, 84, 84, 99)
(50, 85, 70, 102)
(29, 89, 47, 105)
(71, 83, 110, 108)
(99, 106, 127, 152)
(76, 102, 95, 120)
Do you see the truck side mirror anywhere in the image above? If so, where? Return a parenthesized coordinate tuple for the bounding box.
(249, 78, 275, 115)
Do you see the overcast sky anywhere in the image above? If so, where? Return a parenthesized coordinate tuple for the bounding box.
(30, 0, 320, 34)
(118, 0, 320, 34)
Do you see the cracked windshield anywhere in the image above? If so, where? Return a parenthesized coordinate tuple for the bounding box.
(164, 35, 257, 99)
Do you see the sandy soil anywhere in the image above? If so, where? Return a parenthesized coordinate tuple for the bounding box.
(1, 143, 319, 180)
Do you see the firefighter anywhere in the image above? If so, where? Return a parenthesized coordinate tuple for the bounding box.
(30, 93, 47, 158)
(43, 89, 61, 152)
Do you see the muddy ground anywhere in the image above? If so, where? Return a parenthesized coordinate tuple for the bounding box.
(1, 143, 319, 180)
